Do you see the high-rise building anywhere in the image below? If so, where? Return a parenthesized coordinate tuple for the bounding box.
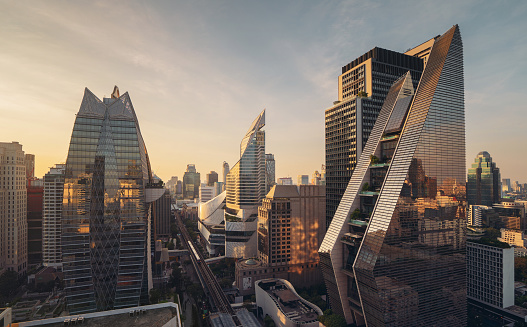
(222, 161, 229, 190)
(24, 153, 35, 182)
(467, 241, 514, 308)
(27, 182, 44, 266)
(297, 175, 309, 185)
(467, 151, 501, 206)
(324, 38, 428, 229)
(198, 191, 226, 256)
(319, 26, 466, 326)
(235, 184, 325, 295)
(62, 86, 153, 314)
(199, 183, 215, 202)
(265, 154, 275, 194)
(152, 189, 171, 241)
(502, 178, 511, 194)
(183, 164, 200, 200)
(225, 110, 266, 258)
(0, 142, 28, 275)
(165, 176, 178, 196)
(206, 171, 218, 187)
(42, 164, 65, 269)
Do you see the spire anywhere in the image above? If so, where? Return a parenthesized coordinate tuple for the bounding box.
(111, 85, 120, 99)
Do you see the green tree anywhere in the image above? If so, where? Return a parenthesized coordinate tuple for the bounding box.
(350, 209, 361, 221)
(516, 257, 527, 282)
(0, 270, 19, 302)
(167, 240, 175, 250)
(264, 315, 276, 327)
(150, 288, 161, 304)
(362, 182, 371, 192)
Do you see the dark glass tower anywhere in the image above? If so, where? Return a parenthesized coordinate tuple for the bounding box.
(62, 86, 152, 314)
(467, 151, 501, 206)
(325, 46, 427, 229)
(320, 25, 466, 326)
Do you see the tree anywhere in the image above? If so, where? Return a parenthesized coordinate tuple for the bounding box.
(370, 155, 379, 164)
(150, 288, 161, 304)
(362, 182, 371, 192)
(0, 270, 19, 302)
(167, 240, 175, 250)
(516, 257, 527, 282)
(264, 315, 276, 327)
(350, 209, 361, 220)
(357, 91, 368, 97)
(318, 310, 346, 327)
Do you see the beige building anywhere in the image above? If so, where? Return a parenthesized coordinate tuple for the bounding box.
(499, 229, 527, 248)
(0, 142, 28, 275)
(235, 185, 325, 295)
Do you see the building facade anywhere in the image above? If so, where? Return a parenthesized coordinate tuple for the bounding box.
(42, 164, 66, 269)
(152, 189, 171, 241)
(265, 154, 275, 194)
(297, 175, 309, 185)
(225, 110, 266, 258)
(183, 164, 200, 200)
(467, 151, 501, 206)
(206, 171, 218, 187)
(27, 183, 44, 266)
(0, 141, 28, 275)
(61, 86, 153, 314)
(467, 241, 514, 308)
(319, 26, 466, 326)
(324, 44, 427, 229)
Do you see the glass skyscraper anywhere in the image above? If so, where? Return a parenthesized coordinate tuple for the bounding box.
(320, 25, 466, 326)
(467, 151, 501, 206)
(62, 86, 152, 314)
(225, 110, 266, 258)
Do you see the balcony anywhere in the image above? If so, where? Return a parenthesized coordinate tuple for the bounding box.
(341, 232, 363, 246)
(349, 219, 368, 227)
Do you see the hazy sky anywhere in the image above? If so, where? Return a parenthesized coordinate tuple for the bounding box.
(1, 1, 526, 183)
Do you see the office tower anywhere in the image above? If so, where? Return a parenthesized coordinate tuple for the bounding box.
(152, 189, 171, 241)
(297, 175, 309, 185)
(206, 171, 218, 187)
(265, 154, 275, 194)
(199, 183, 215, 202)
(42, 164, 65, 269)
(502, 178, 511, 194)
(320, 26, 466, 326)
(0, 142, 28, 275)
(165, 176, 178, 196)
(222, 161, 229, 188)
(277, 177, 292, 185)
(312, 170, 322, 185)
(27, 182, 44, 266)
(324, 39, 428, 230)
(467, 241, 514, 308)
(24, 154, 35, 182)
(183, 164, 200, 200)
(62, 86, 153, 314)
(198, 192, 226, 255)
(214, 181, 224, 197)
(225, 110, 266, 258)
(467, 151, 501, 206)
(235, 184, 325, 295)
(320, 165, 326, 185)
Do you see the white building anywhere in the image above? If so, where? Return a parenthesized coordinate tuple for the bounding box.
(467, 241, 514, 308)
(42, 164, 65, 269)
(199, 183, 215, 203)
(198, 192, 226, 255)
(255, 278, 322, 327)
(0, 141, 28, 275)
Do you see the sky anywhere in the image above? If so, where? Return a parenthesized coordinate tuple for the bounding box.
(0, 0, 526, 183)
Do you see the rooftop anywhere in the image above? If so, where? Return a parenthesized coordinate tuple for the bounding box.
(18, 303, 180, 327)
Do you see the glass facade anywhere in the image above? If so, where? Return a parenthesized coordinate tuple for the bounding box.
(467, 151, 501, 206)
(320, 25, 466, 326)
(62, 88, 152, 314)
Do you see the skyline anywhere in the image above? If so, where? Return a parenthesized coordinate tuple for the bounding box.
(1, 1, 526, 182)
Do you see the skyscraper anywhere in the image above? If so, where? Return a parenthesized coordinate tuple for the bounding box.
(265, 153, 275, 194)
(62, 86, 153, 314)
(320, 26, 466, 326)
(183, 164, 200, 200)
(42, 164, 65, 269)
(27, 181, 44, 266)
(206, 171, 218, 187)
(467, 151, 501, 206)
(225, 110, 266, 258)
(297, 175, 309, 185)
(0, 141, 28, 275)
(324, 39, 428, 229)
(222, 161, 229, 190)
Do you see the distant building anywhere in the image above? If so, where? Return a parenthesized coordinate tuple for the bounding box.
(27, 182, 44, 266)
(222, 161, 229, 190)
(0, 141, 28, 275)
(152, 189, 171, 241)
(235, 185, 325, 295)
(312, 170, 322, 185)
(255, 279, 322, 327)
(265, 154, 275, 194)
(213, 182, 223, 197)
(165, 176, 178, 196)
(42, 164, 65, 269)
(183, 164, 200, 200)
(199, 183, 215, 203)
(297, 175, 309, 185)
(198, 192, 226, 255)
(225, 110, 266, 258)
(206, 171, 218, 187)
(503, 178, 511, 194)
(277, 177, 292, 185)
(467, 151, 501, 206)
(467, 241, 514, 308)
(499, 229, 526, 248)
(25, 153, 35, 181)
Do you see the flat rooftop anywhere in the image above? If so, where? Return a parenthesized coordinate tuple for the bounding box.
(18, 303, 180, 327)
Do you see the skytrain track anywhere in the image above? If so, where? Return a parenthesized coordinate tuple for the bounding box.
(175, 215, 241, 326)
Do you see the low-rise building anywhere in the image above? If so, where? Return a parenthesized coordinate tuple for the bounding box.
(255, 278, 322, 327)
